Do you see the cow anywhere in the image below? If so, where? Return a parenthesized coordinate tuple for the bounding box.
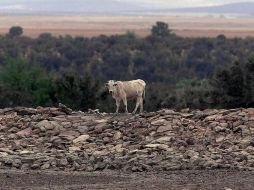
(105, 79, 146, 114)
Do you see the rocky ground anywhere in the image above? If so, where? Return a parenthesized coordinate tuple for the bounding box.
(0, 106, 254, 189)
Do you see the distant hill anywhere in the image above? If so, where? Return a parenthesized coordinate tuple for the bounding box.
(167, 2, 254, 17)
(0, 0, 143, 15)
(0, 1, 254, 16)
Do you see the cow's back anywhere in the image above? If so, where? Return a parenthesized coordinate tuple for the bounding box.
(136, 79, 146, 87)
(121, 79, 145, 98)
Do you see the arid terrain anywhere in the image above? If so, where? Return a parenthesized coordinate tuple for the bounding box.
(1, 170, 254, 190)
(1, 15, 254, 38)
(0, 107, 254, 189)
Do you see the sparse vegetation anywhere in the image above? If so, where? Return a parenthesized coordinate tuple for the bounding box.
(0, 23, 253, 111)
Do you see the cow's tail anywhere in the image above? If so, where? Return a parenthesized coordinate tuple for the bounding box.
(143, 86, 146, 104)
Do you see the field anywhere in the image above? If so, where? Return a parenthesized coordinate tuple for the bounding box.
(1, 15, 254, 38)
(1, 170, 254, 190)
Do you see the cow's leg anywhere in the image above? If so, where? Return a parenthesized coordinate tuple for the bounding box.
(139, 97, 143, 113)
(115, 99, 120, 113)
(123, 96, 128, 113)
(132, 96, 141, 114)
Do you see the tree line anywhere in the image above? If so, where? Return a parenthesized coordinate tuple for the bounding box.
(0, 22, 253, 112)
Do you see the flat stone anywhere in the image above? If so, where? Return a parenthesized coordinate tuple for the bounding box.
(77, 126, 88, 133)
(185, 150, 199, 159)
(36, 120, 60, 130)
(95, 119, 108, 123)
(0, 124, 7, 131)
(215, 126, 225, 132)
(59, 131, 80, 141)
(157, 124, 173, 133)
(113, 131, 122, 141)
(19, 150, 34, 155)
(240, 137, 254, 148)
(154, 136, 173, 143)
(94, 123, 107, 133)
(67, 115, 81, 120)
(151, 119, 166, 126)
(144, 144, 169, 150)
(61, 122, 72, 128)
(93, 150, 109, 156)
(204, 114, 222, 121)
(69, 146, 81, 152)
(73, 134, 90, 143)
(115, 144, 124, 153)
(0, 152, 8, 157)
(239, 125, 250, 136)
(16, 128, 32, 138)
(0, 148, 14, 154)
(41, 163, 50, 170)
(12, 159, 22, 168)
(216, 136, 225, 143)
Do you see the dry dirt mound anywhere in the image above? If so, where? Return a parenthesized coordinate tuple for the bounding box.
(0, 107, 254, 172)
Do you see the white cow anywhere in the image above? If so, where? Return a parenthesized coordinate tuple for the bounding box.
(106, 79, 146, 114)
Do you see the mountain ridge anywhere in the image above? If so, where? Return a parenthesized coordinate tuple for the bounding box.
(0, 0, 142, 15)
(0, 1, 254, 16)
(166, 2, 254, 16)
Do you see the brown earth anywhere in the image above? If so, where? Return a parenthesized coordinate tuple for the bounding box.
(0, 15, 254, 38)
(0, 170, 254, 190)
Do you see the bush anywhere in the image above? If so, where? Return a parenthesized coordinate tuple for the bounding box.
(0, 57, 51, 107)
(8, 26, 23, 38)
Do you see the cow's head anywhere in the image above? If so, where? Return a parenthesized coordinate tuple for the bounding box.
(105, 80, 118, 95)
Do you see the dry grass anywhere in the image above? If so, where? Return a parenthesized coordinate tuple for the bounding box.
(1, 15, 254, 38)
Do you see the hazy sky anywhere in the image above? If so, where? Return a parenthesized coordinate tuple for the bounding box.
(1, 0, 254, 10)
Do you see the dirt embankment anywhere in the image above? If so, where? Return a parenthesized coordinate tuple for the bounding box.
(0, 106, 254, 172)
(0, 106, 254, 189)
